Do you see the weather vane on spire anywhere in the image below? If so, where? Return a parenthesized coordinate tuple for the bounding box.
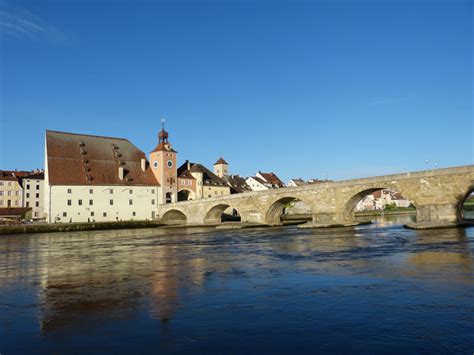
(161, 117, 166, 130)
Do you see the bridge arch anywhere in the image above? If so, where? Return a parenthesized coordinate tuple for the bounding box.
(204, 204, 241, 224)
(178, 188, 195, 202)
(161, 209, 187, 225)
(458, 186, 474, 221)
(342, 187, 416, 222)
(265, 196, 312, 226)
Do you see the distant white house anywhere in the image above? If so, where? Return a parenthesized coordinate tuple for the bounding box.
(288, 178, 306, 187)
(355, 190, 412, 211)
(246, 171, 285, 191)
(245, 176, 269, 191)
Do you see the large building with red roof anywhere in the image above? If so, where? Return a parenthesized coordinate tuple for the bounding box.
(44, 130, 162, 223)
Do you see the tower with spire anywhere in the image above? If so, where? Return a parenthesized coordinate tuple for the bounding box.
(149, 119, 178, 204)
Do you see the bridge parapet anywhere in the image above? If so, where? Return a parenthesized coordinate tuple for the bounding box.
(157, 165, 474, 229)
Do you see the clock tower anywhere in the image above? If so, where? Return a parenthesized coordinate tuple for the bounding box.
(150, 121, 178, 204)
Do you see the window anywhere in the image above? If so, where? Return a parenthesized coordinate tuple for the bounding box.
(34, 212, 39, 217)
(89, 199, 93, 206)
(151, 189, 155, 194)
(15, 200, 19, 206)
(0, 182, 3, 186)
(7, 191, 11, 196)
(103, 212, 107, 217)
(15, 191, 20, 196)
(35, 201, 39, 207)
(0, 201, 2, 206)
(26, 193, 29, 198)
(129, 199, 133, 205)
(90, 212, 95, 217)
(110, 199, 114, 205)
(26, 201, 29, 207)
(133, 212, 136, 216)
(129, 189, 133, 194)
(36, 193, 39, 198)
(0, 191, 3, 196)
(208, 195, 211, 198)
(110, 189, 113, 194)
(67, 199, 72, 206)
(67, 188, 72, 194)
(78, 200, 82, 206)
(36, 185, 40, 190)
(89, 189, 93, 194)
(26, 184, 30, 190)
(8, 182, 11, 186)
(63, 212, 67, 217)
(151, 199, 155, 205)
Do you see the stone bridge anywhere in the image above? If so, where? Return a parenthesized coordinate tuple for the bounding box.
(157, 165, 474, 229)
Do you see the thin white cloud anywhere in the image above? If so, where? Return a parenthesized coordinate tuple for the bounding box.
(0, 3, 65, 42)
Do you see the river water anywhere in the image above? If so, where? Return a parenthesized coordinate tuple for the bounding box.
(1, 215, 473, 353)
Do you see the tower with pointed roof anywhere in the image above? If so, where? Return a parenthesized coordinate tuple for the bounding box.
(213, 157, 229, 178)
(150, 120, 178, 204)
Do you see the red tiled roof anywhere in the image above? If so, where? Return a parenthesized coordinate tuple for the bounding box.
(0, 174, 19, 182)
(214, 157, 228, 165)
(224, 175, 251, 193)
(46, 130, 159, 186)
(151, 142, 177, 153)
(0, 170, 31, 178)
(177, 161, 227, 186)
(372, 190, 382, 199)
(258, 172, 285, 187)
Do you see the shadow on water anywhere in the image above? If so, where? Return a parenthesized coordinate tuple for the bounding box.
(0, 216, 473, 353)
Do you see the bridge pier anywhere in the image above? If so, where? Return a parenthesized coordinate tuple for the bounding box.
(405, 203, 469, 229)
(298, 212, 367, 229)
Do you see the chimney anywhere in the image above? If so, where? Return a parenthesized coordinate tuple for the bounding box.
(118, 167, 124, 180)
(141, 158, 146, 172)
(186, 160, 190, 170)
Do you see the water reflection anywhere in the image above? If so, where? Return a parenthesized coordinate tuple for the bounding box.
(0, 218, 473, 353)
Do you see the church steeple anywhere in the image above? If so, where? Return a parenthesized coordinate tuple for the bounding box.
(149, 118, 178, 204)
(158, 119, 169, 144)
(152, 119, 176, 153)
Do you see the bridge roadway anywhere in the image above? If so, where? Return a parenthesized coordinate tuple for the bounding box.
(157, 165, 474, 229)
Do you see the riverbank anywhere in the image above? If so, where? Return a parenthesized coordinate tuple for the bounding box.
(281, 209, 417, 221)
(355, 208, 416, 217)
(0, 220, 163, 235)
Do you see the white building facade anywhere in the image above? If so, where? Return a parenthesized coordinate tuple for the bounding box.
(21, 173, 45, 219)
(45, 185, 159, 223)
(44, 130, 161, 223)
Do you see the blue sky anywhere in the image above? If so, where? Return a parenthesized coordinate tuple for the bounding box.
(1, 0, 472, 182)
